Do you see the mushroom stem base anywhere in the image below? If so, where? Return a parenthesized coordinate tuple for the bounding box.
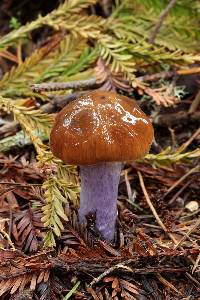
(79, 162, 121, 241)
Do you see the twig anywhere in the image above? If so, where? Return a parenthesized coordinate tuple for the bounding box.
(148, 0, 178, 44)
(31, 77, 97, 92)
(189, 90, 200, 113)
(164, 165, 199, 197)
(88, 259, 188, 287)
(89, 259, 133, 287)
(137, 171, 178, 244)
(177, 67, 200, 75)
(138, 70, 176, 82)
(174, 218, 200, 250)
(0, 121, 18, 135)
(42, 91, 86, 113)
(63, 281, 80, 300)
(180, 127, 200, 153)
(137, 67, 200, 83)
(192, 251, 200, 273)
(168, 179, 192, 206)
(154, 111, 200, 126)
(156, 273, 181, 295)
(186, 273, 200, 290)
(0, 181, 42, 187)
(101, 0, 112, 17)
(0, 229, 15, 250)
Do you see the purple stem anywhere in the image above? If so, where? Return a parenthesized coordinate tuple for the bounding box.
(79, 162, 122, 241)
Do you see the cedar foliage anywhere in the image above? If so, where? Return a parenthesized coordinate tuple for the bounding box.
(0, 1, 200, 297)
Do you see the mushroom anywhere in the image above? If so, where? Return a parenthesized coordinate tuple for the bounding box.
(50, 90, 154, 241)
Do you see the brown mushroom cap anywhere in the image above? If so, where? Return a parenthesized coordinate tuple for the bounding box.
(50, 90, 154, 165)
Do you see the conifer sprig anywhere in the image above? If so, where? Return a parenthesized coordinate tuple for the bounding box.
(0, 96, 53, 155)
(0, 0, 98, 50)
(42, 164, 80, 247)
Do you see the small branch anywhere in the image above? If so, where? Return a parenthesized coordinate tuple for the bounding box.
(189, 90, 200, 113)
(174, 218, 200, 250)
(192, 251, 200, 273)
(0, 121, 18, 135)
(0, 226, 15, 250)
(154, 111, 200, 126)
(0, 181, 42, 187)
(88, 263, 188, 287)
(31, 77, 97, 92)
(180, 127, 200, 153)
(138, 67, 200, 82)
(138, 70, 176, 82)
(137, 171, 178, 245)
(148, 0, 178, 44)
(31, 67, 200, 94)
(168, 179, 192, 206)
(164, 165, 199, 197)
(186, 273, 200, 290)
(42, 91, 86, 113)
(89, 259, 132, 287)
(156, 273, 182, 295)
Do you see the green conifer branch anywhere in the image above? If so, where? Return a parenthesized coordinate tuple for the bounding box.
(0, 47, 53, 97)
(0, 36, 90, 97)
(111, 0, 200, 51)
(145, 147, 200, 168)
(0, 0, 98, 50)
(36, 37, 87, 83)
(97, 34, 136, 82)
(58, 47, 98, 79)
(59, 15, 105, 39)
(0, 96, 53, 156)
(42, 164, 80, 248)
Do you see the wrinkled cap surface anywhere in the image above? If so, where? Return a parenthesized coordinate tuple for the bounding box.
(50, 90, 154, 165)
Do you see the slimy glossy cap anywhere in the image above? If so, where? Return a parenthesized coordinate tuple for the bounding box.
(50, 90, 154, 165)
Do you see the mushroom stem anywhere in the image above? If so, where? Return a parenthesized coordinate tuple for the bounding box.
(79, 162, 122, 241)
